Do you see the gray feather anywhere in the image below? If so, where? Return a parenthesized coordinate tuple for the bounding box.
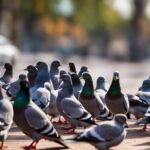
(72, 114, 127, 150)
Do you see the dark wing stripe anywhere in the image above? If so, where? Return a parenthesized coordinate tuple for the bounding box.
(76, 112, 95, 124)
(105, 112, 113, 120)
(76, 133, 99, 142)
(43, 126, 53, 135)
(99, 108, 113, 120)
(99, 107, 107, 115)
(48, 132, 58, 138)
(78, 112, 88, 120)
(36, 123, 49, 132)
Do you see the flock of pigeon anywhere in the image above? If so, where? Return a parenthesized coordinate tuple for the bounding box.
(0, 61, 149, 150)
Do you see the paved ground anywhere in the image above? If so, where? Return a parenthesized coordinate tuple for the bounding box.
(5, 120, 150, 150)
(2, 52, 150, 150)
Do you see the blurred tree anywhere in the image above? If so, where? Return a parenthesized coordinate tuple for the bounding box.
(72, 0, 126, 56)
(129, 0, 147, 61)
(0, 0, 149, 61)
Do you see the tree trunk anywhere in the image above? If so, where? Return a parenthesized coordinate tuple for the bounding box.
(129, 0, 146, 61)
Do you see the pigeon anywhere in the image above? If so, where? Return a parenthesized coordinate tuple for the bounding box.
(129, 95, 149, 120)
(105, 71, 129, 115)
(49, 60, 62, 89)
(68, 62, 77, 74)
(6, 74, 26, 97)
(13, 79, 68, 149)
(0, 86, 14, 149)
(57, 70, 67, 89)
(24, 65, 38, 87)
(51, 70, 68, 124)
(96, 76, 109, 92)
(96, 76, 109, 104)
(70, 73, 82, 99)
(0, 63, 13, 89)
(78, 66, 88, 78)
(136, 79, 150, 105)
(79, 72, 113, 120)
(30, 62, 50, 112)
(56, 74, 96, 134)
(71, 114, 127, 150)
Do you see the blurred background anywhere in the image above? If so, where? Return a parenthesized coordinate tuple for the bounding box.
(0, 0, 150, 93)
(1, 0, 150, 61)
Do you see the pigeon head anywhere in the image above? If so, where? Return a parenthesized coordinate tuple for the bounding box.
(81, 72, 92, 82)
(24, 65, 38, 87)
(60, 74, 73, 95)
(36, 61, 48, 70)
(19, 74, 27, 81)
(70, 73, 81, 86)
(61, 74, 72, 83)
(1, 63, 13, 83)
(96, 76, 109, 91)
(78, 66, 88, 78)
(142, 79, 150, 90)
(69, 62, 77, 73)
(80, 66, 88, 72)
(114, 114, 127, 125)
(97, 76, 105, 84)
(60, 70, 67, 78)
(113, 71, 119, 81)
(4, 63, 12, 70)
(51, 60, 62, 68)
(24, 65, 38, 73)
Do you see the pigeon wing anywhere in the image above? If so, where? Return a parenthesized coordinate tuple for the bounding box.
(61, 97, 86, 118)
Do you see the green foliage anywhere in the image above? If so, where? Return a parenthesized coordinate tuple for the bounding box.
(17, 0, 126, 31)
(72, 0, 125, 32)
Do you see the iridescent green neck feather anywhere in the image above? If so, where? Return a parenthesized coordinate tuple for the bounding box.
(107, 79, 122, 97)
(13, 85, 30, 108)
(81, 77, 94, 98)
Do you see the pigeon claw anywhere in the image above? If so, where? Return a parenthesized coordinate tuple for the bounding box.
(142, 124, 147, 131)
(23, 145, 36, 150)
(23, 141, 37, 150)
